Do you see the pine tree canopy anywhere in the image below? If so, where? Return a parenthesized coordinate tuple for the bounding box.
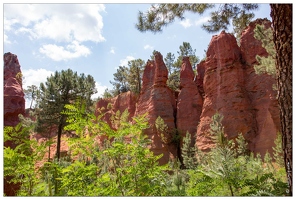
(136, 3, 258, 36)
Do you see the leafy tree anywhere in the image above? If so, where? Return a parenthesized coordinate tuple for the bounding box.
(4, 123, 51, 196)
(61, 103, 169, 196)
(36, 69, 97, 161)
(165, 159, 187, 196)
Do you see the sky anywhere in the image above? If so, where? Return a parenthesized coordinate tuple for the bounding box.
(2, 2, 272, 108)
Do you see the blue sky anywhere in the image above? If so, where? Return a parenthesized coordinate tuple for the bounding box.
(2, 3, 272, 107)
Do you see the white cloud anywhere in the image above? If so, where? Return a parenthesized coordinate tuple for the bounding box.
(4, 4, 106, 43)
(39, 41, 91, 61)
(119, 56, 135, 67)
(4, 34, 11, 44)
(110, 47, 115, 54)
(22, 68, 54, 108)
(180, 19, 192, 28)
(144, 44, 153, 50)
(91, 82, 108, 99)
(195, 16, 211, 26)
(22, 68, 54, 89)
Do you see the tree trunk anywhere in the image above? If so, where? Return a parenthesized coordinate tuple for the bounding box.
(56, 116, 65, 161)
(270, 4, 292, 196)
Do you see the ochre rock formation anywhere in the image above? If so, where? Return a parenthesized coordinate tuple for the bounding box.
(240, 18, 280, 156)
(177, 57, 203, 148)
(96, 19, 280, 162)
(195, 19, 280, 157)
(135, 52, 177, 165)
(3, 52, 25, 196)
(196, 31, 256, 151)
(95, 91, 137, 128)
(4, 52, 25, 127)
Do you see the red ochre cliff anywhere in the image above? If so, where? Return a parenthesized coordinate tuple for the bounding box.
(96, 18, 280, 162)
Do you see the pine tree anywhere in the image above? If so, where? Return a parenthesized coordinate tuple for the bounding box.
(126, 59, 145, 94)
(136, 4, 258, 35)
(164, 52, 176, 76)
(37, 69, 97, 161)
(24, 85, 39, 109)
(109, 66, 129, 96)
(174, 42, 199, 69)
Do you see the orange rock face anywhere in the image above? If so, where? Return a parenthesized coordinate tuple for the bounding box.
(95, 19, 280, 161)
(177, 57, 203, 148)
(195, 19, 280, 157)
(96, 91, 138, 129)
(4, 52, 25, 127)
(196, 31, 256, 151)
(135, 52, 177, 165)
(240, 18, 280, 156)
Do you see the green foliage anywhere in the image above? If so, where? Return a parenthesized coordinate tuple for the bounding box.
(164, 52, 175, 75)
(165, 42, 199, 91)
(4, 123, 50, 196)
(36, 69, 97, 160)
(127, 59, 145, 94)
(15, 72, 23, 85)
(273, 132, 284, 167)
(109, 59, 145, 96)
(24, 85, 39, 109)
(4, 106, 288, 196)
(155, 116, 180, 146)
(203, 4, 258, 35)
(235, 132, 250, 157)
(136, 3, 258, 36)
(209, 112, 231, 148)
(174, 42, 199, 69)
(136, 4, 214, 33)
(254, 24, 276, 77)
(184, 112, 288, 196)
(165, 160, 187, 196)
(167, 71, 180, 91)
(102, 88, 113, 98)
(155, 116, 170, 144)
(109, 66, 130, 96)
(181, 132, 198, 169)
